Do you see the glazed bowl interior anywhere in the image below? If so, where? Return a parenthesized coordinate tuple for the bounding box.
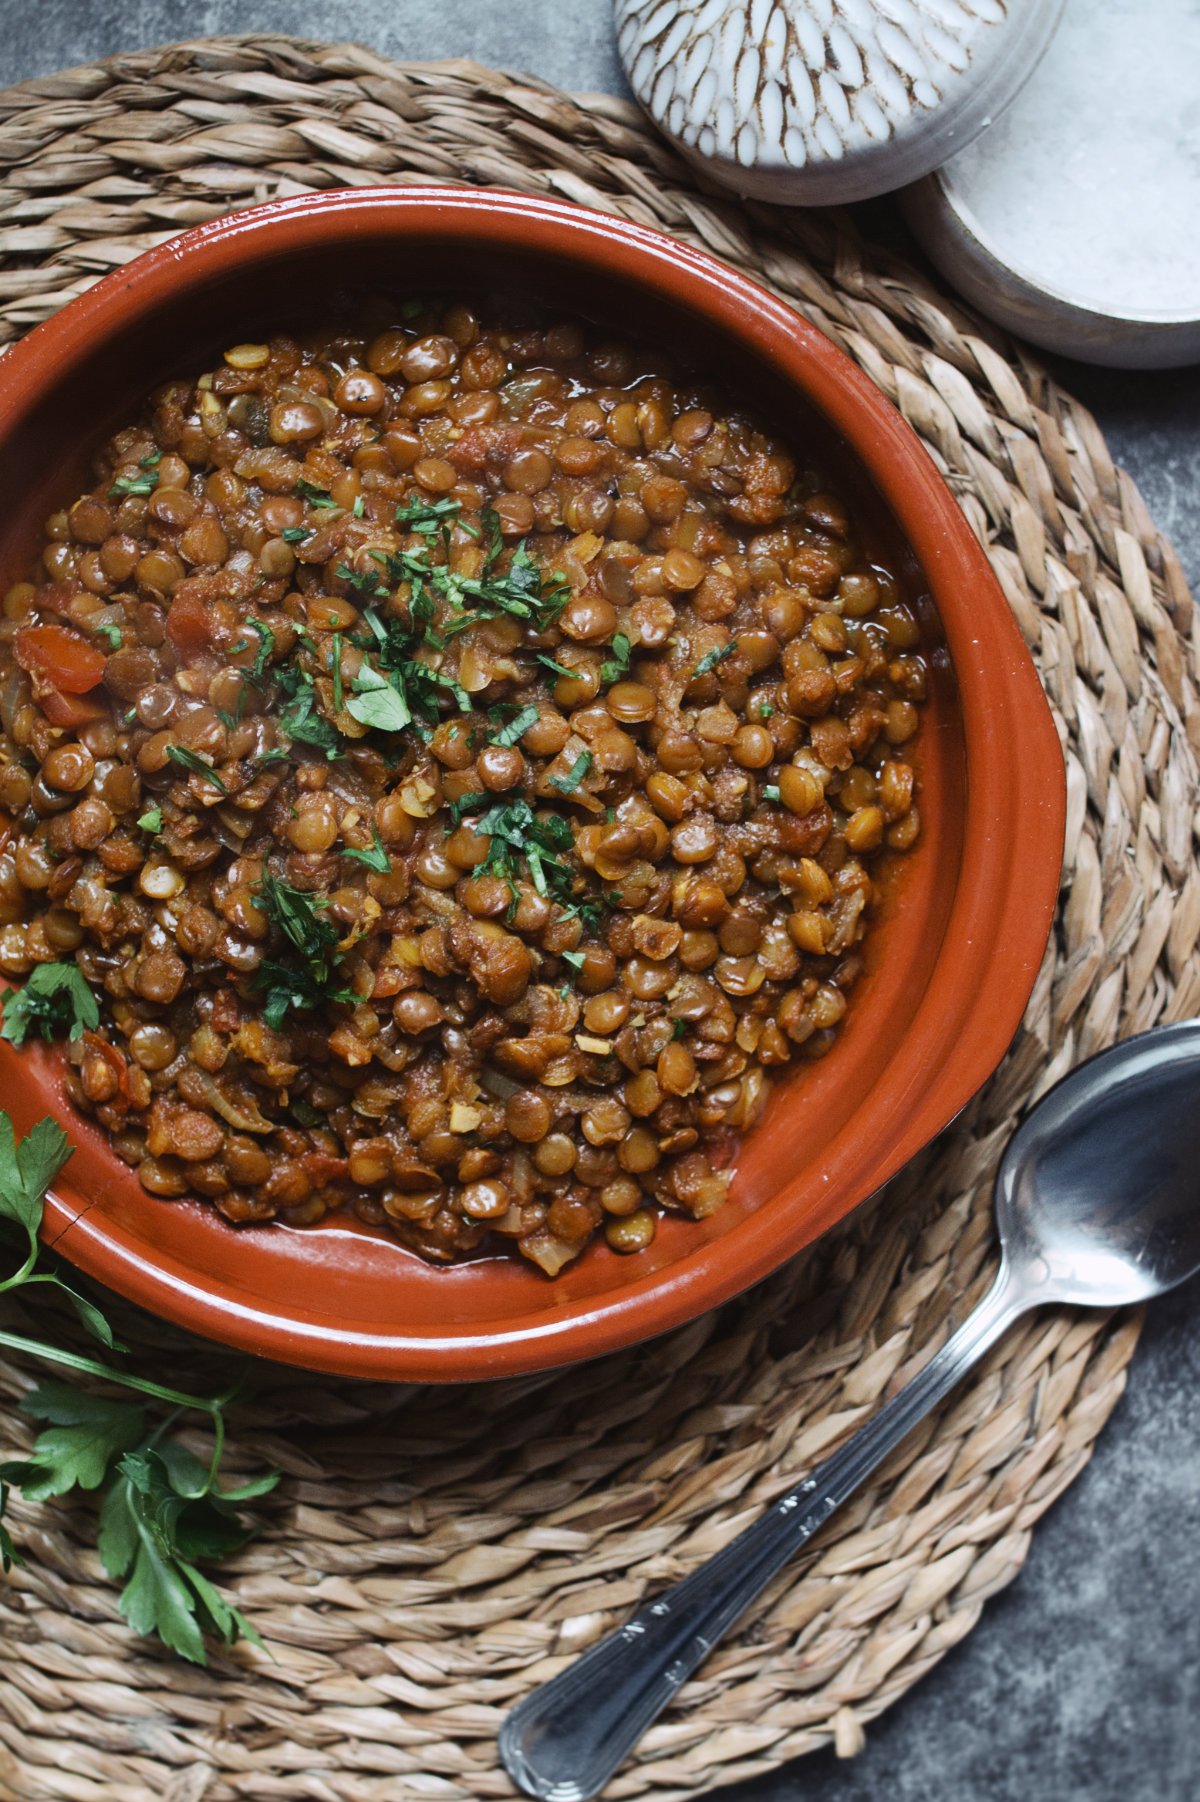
(0, 190, 1063, 1380)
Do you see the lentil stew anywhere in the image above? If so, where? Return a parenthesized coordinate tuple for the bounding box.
(0, 304, 926, 1276)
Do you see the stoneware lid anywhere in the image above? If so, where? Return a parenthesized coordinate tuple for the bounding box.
(902, 0, 1200, 369)
(616, 0, 1065, 204)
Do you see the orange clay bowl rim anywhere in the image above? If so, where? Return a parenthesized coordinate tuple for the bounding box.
(0, 189, 1064, 1380)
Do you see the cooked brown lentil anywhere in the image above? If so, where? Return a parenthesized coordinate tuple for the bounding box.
(0, 304, 926, 1274)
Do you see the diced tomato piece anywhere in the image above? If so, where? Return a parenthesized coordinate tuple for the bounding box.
(40, 690, 110, 728)
(14, 623, 106, 693)
(165, 591, 213, 658)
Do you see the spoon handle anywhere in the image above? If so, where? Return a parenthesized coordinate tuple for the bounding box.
(500, 1263, 1026, 1802)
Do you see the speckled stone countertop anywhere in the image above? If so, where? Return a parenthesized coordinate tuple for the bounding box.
(2, 6, 1198, 1800)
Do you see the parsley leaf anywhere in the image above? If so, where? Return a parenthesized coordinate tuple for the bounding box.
(280, 525, 312, 545)
(1, 964, 99, 1048)
(690, 640, 738, 680)
(395, 495, 461, 536)
(109, 470, 157, 499)
(245, 617, 275, 684)
(346, 662, 411, 733)
(95, 622, 123, 649)
(0, 1113, 70, 1245)
(599, 632, 631, 686)
(336, 561, 389, 600)
(490, 704, 539, 748)
(165, 746, 226, 792)
(7, 1383, 145, 1499)
(340, 828, 390, 873)
(536, 653, 576, 682)
(137, 807, 163, 834)
(448, 789, 488, 827)
(549, 750, 593, 795)
(100, 1448, 272, 1665)
(561, 949, 586, 972)
(296, 478, 338, 510)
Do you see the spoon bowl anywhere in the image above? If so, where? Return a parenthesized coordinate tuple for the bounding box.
(998, 1020, 1200, 1310)
(502, 1020, 1200, 1801)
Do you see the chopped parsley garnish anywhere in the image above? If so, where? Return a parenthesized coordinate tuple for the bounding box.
(473, 798, 574, 905)
(252, 748, 290, 770)
(336, 561, 389, 600)
(448, 790, 488, 827)
(296, 478, 338, 510)
(280, 525, 313, 545)
(359, 611, 471, 720)
(95, 623, 123, 649)
(109, 469, 157, 499)
(245, 617, 275, 684)
(762, 784, 781, 802)
(276, 664, 339, 757)
(372, 519, 569, 638)
(136, 807, 163, 834)
(599, 632, 631, 686)
(251, 876, 356, 1031)
(352, 494, 365, 518)
(165, 746, 226, 792)
(340, 827, 390, 873)
(549, 750, 593, 795)
(755, 698, 775, 720)
(395, 495, 461, 536)
(561, 949, 586, 972)
(490, 704, 539, 748)
(672, 1017, 688, 1040)
(536, 653, 576, 682)
(1, 962, 99, 1046)
(690, 640, 738, 680)
(446, 795, 594, 920)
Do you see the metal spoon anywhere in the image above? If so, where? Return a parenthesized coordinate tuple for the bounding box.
(500, 1020, 1200, 1801)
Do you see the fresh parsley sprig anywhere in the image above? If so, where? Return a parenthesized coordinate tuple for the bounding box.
(1, 963, 99, 1047)
(0, 1112, 277, 1663)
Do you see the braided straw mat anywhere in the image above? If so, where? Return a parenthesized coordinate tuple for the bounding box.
(0, 35, 1194, 1802)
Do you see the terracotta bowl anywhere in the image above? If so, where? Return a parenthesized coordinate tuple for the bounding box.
(0, 189, 1064, 1381)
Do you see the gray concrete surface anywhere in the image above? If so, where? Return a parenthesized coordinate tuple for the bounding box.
(1, 7, 1199, 1801)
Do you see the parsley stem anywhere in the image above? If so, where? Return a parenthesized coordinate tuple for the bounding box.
(0, 1327, 223, 1415)
(0, 1247, 39, 1296)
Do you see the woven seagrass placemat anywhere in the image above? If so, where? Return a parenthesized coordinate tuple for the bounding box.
(0, 36, 1194, 1802)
